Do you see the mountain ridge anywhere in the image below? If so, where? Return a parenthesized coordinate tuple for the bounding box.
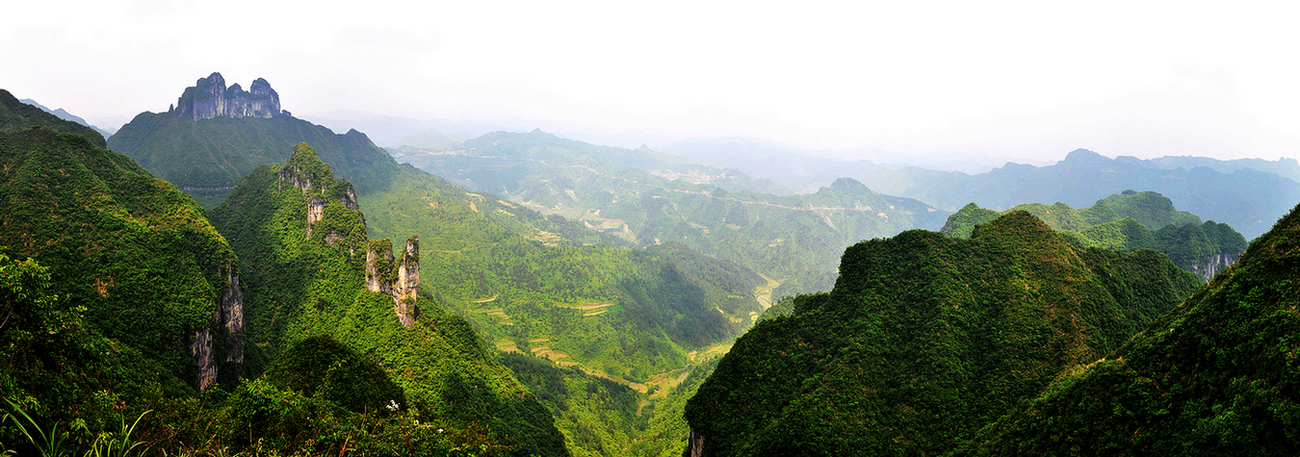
(683, 210, 1203, 456)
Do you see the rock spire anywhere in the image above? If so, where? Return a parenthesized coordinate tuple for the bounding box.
(175, 72, 283, 120)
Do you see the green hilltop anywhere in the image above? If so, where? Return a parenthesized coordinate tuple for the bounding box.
(107, 75, 393, 207)
(683, 211, 1204, 456)
(942, 190, 1248, 281)
(959, 202, 1300, 455)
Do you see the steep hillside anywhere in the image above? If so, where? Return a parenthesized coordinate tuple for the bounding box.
(210, 143, 568, 456)
(942, 191, 1248, 280)
(358, 160, 767, 456)
(399, 130, 949, 297)
(683, 211, 1203, 456)
(863, 148, 1300, 239)
(0, 123, 251, 453)
(107, 74, 395, 207)
(0, 126, 241, 387)
(0, 89, 107, 147)
(961, 202, 1300, 455)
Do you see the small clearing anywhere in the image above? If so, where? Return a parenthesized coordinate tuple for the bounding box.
(754, 274, 782, 309)
(496, 341, 519, 353)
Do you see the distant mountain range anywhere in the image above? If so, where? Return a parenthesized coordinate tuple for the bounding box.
(17, 97, 115, 139)
(1, 89, 107, 148)
(863, 149, 1300, 239)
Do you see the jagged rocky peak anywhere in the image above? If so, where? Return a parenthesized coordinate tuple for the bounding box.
(278, 143, 334, 195)
(175, 72, 283, 121)
(365, 236, 420, 327)
(191, 262, 245, 391)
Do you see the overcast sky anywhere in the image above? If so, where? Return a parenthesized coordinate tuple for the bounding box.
(4, 1, 1298, 167)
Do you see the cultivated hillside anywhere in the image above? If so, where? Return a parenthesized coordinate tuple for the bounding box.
(358, 159, 769, 456)
(400, 129, 950, 297)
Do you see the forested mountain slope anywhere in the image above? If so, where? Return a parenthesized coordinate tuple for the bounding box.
(683, 211, 1203, 456)
(0, 121, 250, 453)
(401, 129, 950, 297)
(210, 143, 569, 456)
(942, 190, 1248, 280)
(100, 73, 771, 454)
(961, 202, 1300, 455)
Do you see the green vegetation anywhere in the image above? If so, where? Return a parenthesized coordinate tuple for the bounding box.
(0, 89, 106, 147)
(960, 203, 1300, 455)
(0, 126, 236, 402)
(941, 191, 1248, 280)
(357, 160, 767, 455)
(210, 143, 568, 455)
(108, 112, 394, 207)
(93, 81, 768, 454)
(400, 129, 950, 299)
(684, 211, 1203, 456)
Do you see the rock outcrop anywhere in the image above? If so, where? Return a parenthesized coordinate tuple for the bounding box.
(278, 142, 418, 326)
(365, 237, 419, 327)
(191, 263, 245, 391)
(175, 72, 283, 121)
(306, 196, 327, 238)
(1188, 250, 1239, 282)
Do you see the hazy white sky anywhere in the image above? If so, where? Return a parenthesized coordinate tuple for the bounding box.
(4, 1, 1299, 165)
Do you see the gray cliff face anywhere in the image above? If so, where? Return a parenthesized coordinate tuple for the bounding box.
(394, 236, 419, 327)
(278, 163, 318, 195)
(688, 428, 705, 457)
(364, 237, 420, 327)
(191, 263, 245, 391)
(342, 185, 359, 210)
(306, 196, 327, 238)
(1190, 251, 1239, 282)
(365, 246, 395, 295)
(176, 72, 283, 121)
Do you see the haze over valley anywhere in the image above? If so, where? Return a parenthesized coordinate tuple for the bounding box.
(6, 2, 1300, 456)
